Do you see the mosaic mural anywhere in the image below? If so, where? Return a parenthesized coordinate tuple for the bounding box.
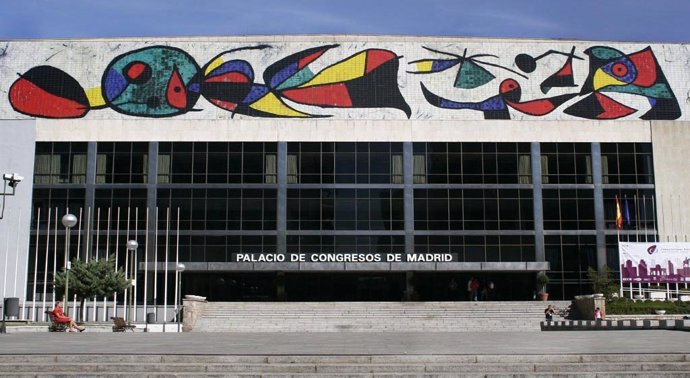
(3, 41, 684, 121)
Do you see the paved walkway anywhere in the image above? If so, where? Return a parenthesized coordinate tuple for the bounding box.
(1, 331, 689, 356)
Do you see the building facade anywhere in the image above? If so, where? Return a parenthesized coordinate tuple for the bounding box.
(1, 35, 689, 305)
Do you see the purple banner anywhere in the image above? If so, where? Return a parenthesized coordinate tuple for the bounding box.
(619, 242, 690, 284)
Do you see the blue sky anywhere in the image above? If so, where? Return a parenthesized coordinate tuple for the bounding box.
(1, 0, 689, 42)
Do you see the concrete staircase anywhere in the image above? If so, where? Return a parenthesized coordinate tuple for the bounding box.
(1, 353, 689, 376)
(192, 301, 572, 332)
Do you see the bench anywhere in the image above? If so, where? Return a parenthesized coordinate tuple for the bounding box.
(45, 311, 67, 332)
(111, 316, 135, 332)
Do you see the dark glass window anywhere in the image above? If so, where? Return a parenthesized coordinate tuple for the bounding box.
(157, 189, 277, 231)
(158, 142, 277, 184)
(287, 143, 403, 184)
(414, 189, 533, 231)
(96, 142, 148, 184)
(542, 189, 595, 230)
(601, 143, 654, 184)
(31, 188, 86, 230)
(412, 143, 531, 184)
(287, 235, 404, 255)
(540, 143, 592, 184)
(287, 188, 404, 230)
(34, 142, 88, 184)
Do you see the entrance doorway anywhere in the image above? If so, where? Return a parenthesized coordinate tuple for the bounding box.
(179, 272, 537, 302)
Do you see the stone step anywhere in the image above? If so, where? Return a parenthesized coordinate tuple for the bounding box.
(0, 354, 687, 375)
(0, 354, 687, 364)
(192, 301, 571, 332)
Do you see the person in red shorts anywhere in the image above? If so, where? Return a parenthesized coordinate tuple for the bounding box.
(51, 301, 84, 332)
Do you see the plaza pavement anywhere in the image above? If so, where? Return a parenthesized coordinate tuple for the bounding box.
(1, 330, 689, 356)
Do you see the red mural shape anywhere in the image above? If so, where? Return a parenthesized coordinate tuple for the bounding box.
(9, 66, 90, 118)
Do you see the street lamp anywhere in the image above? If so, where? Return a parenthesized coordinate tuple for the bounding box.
(61, 214, 77, 315)
(176, 263, 185, 332)
(126, 240, 138, 325)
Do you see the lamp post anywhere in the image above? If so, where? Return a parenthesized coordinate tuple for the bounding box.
(176, 263, 185, 332)
(126, 240, 138, 325)
(61, 214, 77, 315)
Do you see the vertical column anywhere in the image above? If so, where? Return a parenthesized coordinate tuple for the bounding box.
(403, 142, 414, 255)
(591, 143, 606, 269)
(147, 142, 158, 262)
(277, 142, 287, 255)
(531, 142, 545, 262)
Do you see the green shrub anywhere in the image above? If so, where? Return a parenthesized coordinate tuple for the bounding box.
(606, 298, 690, 315)
(586, 265, 618, 301)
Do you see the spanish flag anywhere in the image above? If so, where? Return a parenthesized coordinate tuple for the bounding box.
(615, 195, 623, 230)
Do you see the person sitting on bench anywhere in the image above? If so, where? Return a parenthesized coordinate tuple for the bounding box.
(51, 301, 84, 332)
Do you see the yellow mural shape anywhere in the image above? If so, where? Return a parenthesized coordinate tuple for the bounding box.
(413, 60, 434, 72)
(205, 57, 225, 76)
(249, 92, 310, 117)
(86, 87, 106, 108)
(593, 69, 626, 91)
(299, 51, 366, 87)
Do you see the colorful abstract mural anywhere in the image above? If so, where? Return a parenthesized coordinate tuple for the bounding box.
(4, 42, 684, 121)
(516, 47, 582, 94)
(421, 79, 577, 119)
(420, 45, 681, 121)
(408, 47, 526, 89)
(201, 44, 411, 118)
(8, 44, 410, 119)
(564, 46, 681, 120)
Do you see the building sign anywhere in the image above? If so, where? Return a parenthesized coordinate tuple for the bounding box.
(233, 253, 455, 263)
(619, 242, 690, 284)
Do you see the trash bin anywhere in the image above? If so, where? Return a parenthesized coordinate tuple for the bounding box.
(146, 312, 156, 324)
(3, 297, 19, 319)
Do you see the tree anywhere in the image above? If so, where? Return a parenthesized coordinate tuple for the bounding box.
(587, 265, 619, 301)
(54, 256, 130, 320)
(536, 272, 549, 293)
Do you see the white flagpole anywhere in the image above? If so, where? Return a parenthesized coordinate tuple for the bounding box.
(114, 207, 120, 317)
(652, 195, 658, 243)
(174, 207, 180, 328)
(634, 194, 640, 242)
(625, 195, 630, 243)
(85, 207, 91, 263)
(31, 208, 40, 321)
(643, 195, 648, 242)
(153, 207, 158, 321)
(616, 196, 624, 297)
(658, 195, 667, 242)
(163, 208, 170, 329)
(173, 213, 180, 330)
(52, 209, 57, 308)
(91, 207, 97, 322)
(627, 199, 632, 299)
(12, 209, 22, 297)
(143, 207, 149, 322)
(104, 207, 111, 321)
(124, 206, 131, 321)
(73, 208, 82, 315)
(134, 207, 138, 322)
(95, 207, 101, 322)
(676, 195, 688, 242)
(41, 208, 51, 321)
